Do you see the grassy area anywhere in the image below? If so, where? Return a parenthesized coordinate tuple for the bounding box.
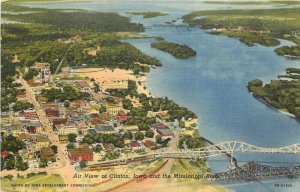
(1, 174, 65, 191)
(182, 7, 300, 55)
(127, 11, 169, 18)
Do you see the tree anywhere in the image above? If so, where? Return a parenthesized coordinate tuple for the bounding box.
(99, 105, 107, 113)
(156, 135, 162, 144)
(79, 160, 87, 169)
(138, 123, 150, 131)
(39, 159, 48, 168)
(24, 68, 39, 81)
(51, 145, 58, 154)
(134, 131, 144, 140)
(5, 158, 15, 170)
(145, 129, 154, 138)
(66, 143, 75, 149)
(68, 133, 77, 143)
(93, 83, 100, 92)
(122, 98, 133, 110)
(64, 101, 70, 108)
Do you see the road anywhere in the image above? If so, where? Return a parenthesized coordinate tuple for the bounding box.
(19, 77, 80, 192)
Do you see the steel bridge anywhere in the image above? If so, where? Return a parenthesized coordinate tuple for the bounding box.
(88, 141, 300, 167)
(207, 161, 300, 183)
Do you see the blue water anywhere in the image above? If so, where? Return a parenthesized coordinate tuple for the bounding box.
(20, 1, 300, 191)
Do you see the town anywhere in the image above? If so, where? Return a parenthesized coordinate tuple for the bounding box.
(1, 58, 199, 173)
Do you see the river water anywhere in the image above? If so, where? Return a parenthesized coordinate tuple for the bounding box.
(22, 0, 300, 191)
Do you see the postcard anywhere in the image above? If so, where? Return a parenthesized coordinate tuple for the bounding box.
(1, 0, 300, 192)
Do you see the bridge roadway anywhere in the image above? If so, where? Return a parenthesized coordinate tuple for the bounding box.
(88, 141, 300, 168)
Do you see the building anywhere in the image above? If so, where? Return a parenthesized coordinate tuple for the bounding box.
(151, 123, 166, 130)
(18, 133, 33, 145)
(106, 103, 122, 116)
(144, 140, 156, 148)
(116, 111, 131, 123)
(40, 147, 56, 161)
(32, 62, 51, 83)
(33, 134, 50, 149)
(156, 128, 174, 139)
(76, 81, 91, 92)
(45, 108, 60, 117)
(156, 112, 171, 122)
(94, 125, 115, 134)
(55, 124, 78, 135)
(23, 110, 39, 120)
(124, 125, 139, 133)
(68, 144, 93, 162)
(130, 141, 143, 150)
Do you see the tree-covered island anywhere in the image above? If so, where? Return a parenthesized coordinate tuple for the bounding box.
(247, 68, 300, 118)
(126, 11, 169, 18)
(151, 40, 197, 59)
(182, 7, 300, 57)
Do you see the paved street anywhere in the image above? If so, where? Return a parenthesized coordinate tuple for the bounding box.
(19, 77, 80, 192)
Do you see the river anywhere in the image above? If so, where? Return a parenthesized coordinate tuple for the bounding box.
(21, 0, 300, 191)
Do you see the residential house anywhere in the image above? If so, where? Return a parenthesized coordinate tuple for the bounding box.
(124, 125, 139, 133)
(76, 81, 91, 92)
(156, 128, 174, 139)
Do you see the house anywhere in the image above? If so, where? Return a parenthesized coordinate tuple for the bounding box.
(156, 128, 174, 139)
(124, 125, 139, 133)
(94, 125, 115, 134)
(156, 112, 171, 122)
(106, 103, 122, 116)
(116, 111, 131, 123)
(68, 144, 93, 162)
(45, 108, 60, 117)
(33, 134, 50, 149)
(144, 140, 156, 148)
(18, 133, 33, 145)
(151, 123, 166, 130)
(130, 141, 143, 150)
(55, 124, 78, 135)
(77, 81, 91, 92)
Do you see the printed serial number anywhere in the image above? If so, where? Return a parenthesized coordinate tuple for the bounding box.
(275, 184, 293, 187)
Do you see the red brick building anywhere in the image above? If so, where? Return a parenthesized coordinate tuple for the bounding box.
(26, 126, 37, 133)
(24, 110, 39, 120)
(45, 108, 59, 117)
(68, 144, 93, 162)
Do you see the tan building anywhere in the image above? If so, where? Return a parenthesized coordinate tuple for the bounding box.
(33, 134, 51, 150)
(56, 124, 78, 136)
(106, 103, 122, 116)
(124, 125, 139, 133)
